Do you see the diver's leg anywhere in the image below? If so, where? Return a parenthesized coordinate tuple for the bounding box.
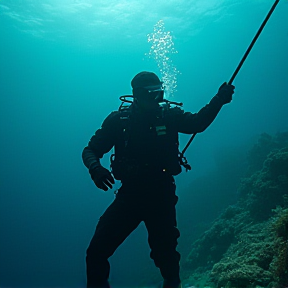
(86, 195, 141, 288)
(144, 182, 181, 287)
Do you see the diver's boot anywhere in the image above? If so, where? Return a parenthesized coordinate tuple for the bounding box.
(162, 279, 182, 288)
(87, 279, 110, 288)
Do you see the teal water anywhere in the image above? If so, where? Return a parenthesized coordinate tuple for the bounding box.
(0, 1, 287, 287)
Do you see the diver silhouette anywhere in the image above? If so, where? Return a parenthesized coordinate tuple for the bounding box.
(82, 71, 235, 288)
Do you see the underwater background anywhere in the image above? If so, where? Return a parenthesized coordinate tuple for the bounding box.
(0, 1, 288, 287)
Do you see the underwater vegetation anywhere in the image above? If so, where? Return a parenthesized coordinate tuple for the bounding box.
(181, 132, 288, 288)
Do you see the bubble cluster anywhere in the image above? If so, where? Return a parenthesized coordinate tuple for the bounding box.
(147, 20, 180, 98)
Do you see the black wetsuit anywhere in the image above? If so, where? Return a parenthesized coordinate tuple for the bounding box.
(82, 95, 226, 287)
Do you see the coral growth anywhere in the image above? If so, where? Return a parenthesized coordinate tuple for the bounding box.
(181, 133, 288, 288)
(270, 207, 288, 283)
(238, 147, 288, 221)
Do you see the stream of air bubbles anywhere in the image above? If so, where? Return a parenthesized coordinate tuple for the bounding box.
(147, 20, 180, 99)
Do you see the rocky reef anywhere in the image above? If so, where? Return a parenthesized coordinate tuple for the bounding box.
(182, 132, 288, 288)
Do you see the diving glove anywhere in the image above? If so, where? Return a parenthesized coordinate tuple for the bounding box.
(216, 82, 235, 105)
(89, 161, 115, 191)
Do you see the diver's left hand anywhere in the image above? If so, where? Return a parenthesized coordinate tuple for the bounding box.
(217, 82, 235, 104)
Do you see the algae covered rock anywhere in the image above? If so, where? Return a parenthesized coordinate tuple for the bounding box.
(184, 207, 250, 271)
(209, 222, 276, 287)
(238, 147, 288, 221)
(208, 208, 288, 287)
(182, 133, 288, 288)
(247, 132, 288, 174)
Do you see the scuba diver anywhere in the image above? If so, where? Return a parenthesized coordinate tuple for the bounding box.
(82, 71, 235, 288)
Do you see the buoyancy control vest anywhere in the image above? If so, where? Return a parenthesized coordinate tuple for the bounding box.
(110, 104, 182, 180)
